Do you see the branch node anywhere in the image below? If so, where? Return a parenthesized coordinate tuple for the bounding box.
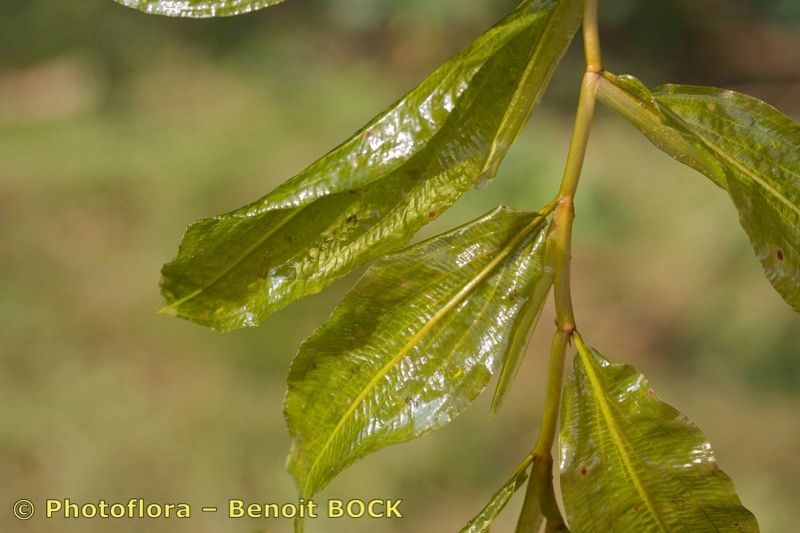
(556, 195, 574, 208)
(554, 319, 577, 341)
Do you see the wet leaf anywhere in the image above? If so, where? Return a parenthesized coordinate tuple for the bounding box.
(159, 0, 583, 331)
(560, 335, 759, 532)
(598, 73, 800, 313)
(114, 0, 284, 17)
(462, 453, 535, 533)
(286, 206, 550, 499)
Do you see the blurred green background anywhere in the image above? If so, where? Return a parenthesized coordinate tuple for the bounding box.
(1, 0, 799, 531)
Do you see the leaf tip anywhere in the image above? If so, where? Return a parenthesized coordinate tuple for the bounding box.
(489, 393, 504, 416)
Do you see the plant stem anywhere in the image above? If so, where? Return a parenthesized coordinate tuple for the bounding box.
(533, 330, 569, 454)
(550, 71, 599, 337)
(582, 0, 602, 73)
(520, 1, 603, 529)
(535, 61, 600, 461)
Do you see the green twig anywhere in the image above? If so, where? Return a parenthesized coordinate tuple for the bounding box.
(519, 1, 603, 530)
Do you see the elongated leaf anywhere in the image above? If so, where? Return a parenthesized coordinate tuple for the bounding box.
(160, 0, 584, 331)
(560, 335, 758, 532)
(114, 0, 284, 17)
(462, 453, 535, 533)
(286, 206, 550, 499)
(598, 73, 800, 313)
(491, 270, 552, 413)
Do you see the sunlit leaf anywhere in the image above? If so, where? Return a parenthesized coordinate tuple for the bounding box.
(462, 452, 535, 533)
(114, 0, 284, 17)
(286, 206, 550, 499)
(159, 0, 583, 331)
(560, 335, 759, 532)
(598, 73, 800, 313)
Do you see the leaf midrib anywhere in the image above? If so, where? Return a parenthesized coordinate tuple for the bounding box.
(658, 106, 800, 220)
(575, 339, 670, 532)
(163, 10, 538, 317)
(481, 2, 557, 173)
(299, 215, 545, 497)
(161, 206, 305, 314)
(263, 10, 538, 211)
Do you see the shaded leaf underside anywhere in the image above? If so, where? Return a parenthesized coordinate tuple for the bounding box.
(159, 0, 583, 331)
(285, 206, 550, 499)
(597, 73, 800, 314)
(560, 336, 758, 532)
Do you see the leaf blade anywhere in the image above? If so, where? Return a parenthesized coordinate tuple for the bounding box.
(597, 73, 800, 313)
(114, 0, 284, 17)
(559, 336, 758, 532)
(491, 270, 552, 413)
(285, 206, 550, 498)
(160, 0, 584, 331)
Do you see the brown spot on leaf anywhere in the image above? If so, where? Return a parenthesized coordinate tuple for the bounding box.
(427, 208, 437, 219)
(508, 289, 519, 301)
(579, 465, 588, 477)
(777, 249, 785, 261)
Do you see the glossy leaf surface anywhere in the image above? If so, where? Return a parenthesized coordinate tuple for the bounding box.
(462, 453, 535, 533)
(160, 0, 583, 331)
(114, 0, 284, 17)
(598, 73, 800, 313)
(560, 336, 758, 532)
(286, 207, 549, 498)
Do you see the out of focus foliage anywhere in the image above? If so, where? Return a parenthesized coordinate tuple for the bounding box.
(3, 0, 799, 81)
(1, 1, 799, 532)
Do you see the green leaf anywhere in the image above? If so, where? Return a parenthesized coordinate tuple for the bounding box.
(491, 258, 552, 414)
(285, 206, 550, 499)
(560, 335, 759, 532)
(598, 73, 800, 313)
(114, 0, 284, 17)
(462, 452, 535, 533)
(159, 0, 584, 331)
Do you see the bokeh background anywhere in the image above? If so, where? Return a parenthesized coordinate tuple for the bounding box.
(2, 0, 799, 531)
